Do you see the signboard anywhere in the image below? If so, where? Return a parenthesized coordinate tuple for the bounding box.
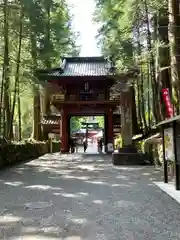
(51, 93, 65, 101)
(107, 143, 114, 152)
(175, 124, 180, 165)
(48, 133, 54, 139)
(164, 128, 174, 161)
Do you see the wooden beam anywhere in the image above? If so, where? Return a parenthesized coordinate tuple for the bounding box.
(51, 100, 119, 105)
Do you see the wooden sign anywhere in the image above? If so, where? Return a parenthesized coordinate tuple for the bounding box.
(164, 127, 174, 161)
(48, 133, 54, 139)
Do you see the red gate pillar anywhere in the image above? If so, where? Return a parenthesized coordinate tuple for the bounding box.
(60, 108, 69, 153)
(107, 108, 114, 152)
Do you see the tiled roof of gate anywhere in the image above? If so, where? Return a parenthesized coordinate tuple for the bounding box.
(61, 57, 112, 77)
(41, 57, 114, 77)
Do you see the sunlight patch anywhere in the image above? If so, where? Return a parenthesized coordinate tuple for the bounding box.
(25, 185, 62, 191)
(112, 184, 131, 188)
(62, 175, 89, 180)
(60, 170, 75, 174)
(112, 184, 120, 187)
(142, 172, 151, 176)
(75, 176, 90, 180)
(42, 226, 61, 233)
(71, 217, 87, 225)
(76, 164, 95, 170)
(4, 181, 23, 186)
(22, 226, 38, 233)
(92, 200, 103, 204)
(62, 175, 75, 179)
(0, 215, 22, 223)
(16, 235, 60, 239)
(60, 193, 78, 198)
(64, 237, 82, 240)
(24, 201, 52, 209)
(116, 175, 128, 180)
(78, 192, 89, 196)
(115, 200, 135, 207)
(25, 185, 51, 190)
(86, 180, 109, 185)
(149, 178, 156, 181)
(53, 192, 61, 196)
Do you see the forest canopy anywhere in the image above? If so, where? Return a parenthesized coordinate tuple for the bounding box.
(94, 0, 178, 134)
(1, 0, 179, 142)
(0, 0, 79, 141)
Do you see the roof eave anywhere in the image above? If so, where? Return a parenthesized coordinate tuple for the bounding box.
(37, 74, 116, 80)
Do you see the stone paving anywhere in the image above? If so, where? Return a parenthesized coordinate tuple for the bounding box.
(0, 151, 180, 239)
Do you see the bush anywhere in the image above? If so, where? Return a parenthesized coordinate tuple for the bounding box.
(0, 141, 48, 168)
(52, 140, 60, 153)
(144, 141, 163, 166)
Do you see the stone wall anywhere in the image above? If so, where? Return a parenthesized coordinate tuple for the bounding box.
(0, 141, 49, 168)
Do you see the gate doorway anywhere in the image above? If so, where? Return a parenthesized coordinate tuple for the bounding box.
(68, 116, 105, 154)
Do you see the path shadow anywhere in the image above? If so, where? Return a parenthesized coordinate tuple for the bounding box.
(0, 153, 179, 239)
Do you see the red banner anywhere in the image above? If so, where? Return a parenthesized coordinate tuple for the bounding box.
(162, 88, 173, 118)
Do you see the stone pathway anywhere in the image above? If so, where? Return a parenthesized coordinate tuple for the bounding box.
(0, 153, 180, 239)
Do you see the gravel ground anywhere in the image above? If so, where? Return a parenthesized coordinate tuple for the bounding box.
(0, 152, 180, 239)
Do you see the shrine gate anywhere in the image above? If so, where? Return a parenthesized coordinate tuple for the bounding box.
(37, 57, 120, 153)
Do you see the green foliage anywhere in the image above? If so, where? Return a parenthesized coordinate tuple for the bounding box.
(70, 116, 104, 133)
(94, 0, 166, 129)
(70, 117, 86, 134)
(70, 117, 81, 133)
(114, 134, 122, 149)
(95, 116, 104, 128)
(94, 0, 135, 68)
(0, 0, 79, 140)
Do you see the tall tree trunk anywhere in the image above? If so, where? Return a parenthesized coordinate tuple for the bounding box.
(140, 69, 148, 131)
(121, 90, 133, 146)
(0, 60, 5, 138)
(136, 8, 148, 132)
(136, 75, 143, 131)
(43, 1, 51, 140)
(17, 75, 21, 141)
(168, 0, 180, 114)
(30, 32, 42, 141)
(44, 0, 51, 115)
(130, 86, 139, 134)
(147, 63, 151, 128)
(3, 0, 11, 139)
(156, 10, 172, 120)
(9, 7, 23, 139)
(144, 0, 161, 122)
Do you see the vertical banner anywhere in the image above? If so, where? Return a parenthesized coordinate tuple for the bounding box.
(161, 88, 173, 118)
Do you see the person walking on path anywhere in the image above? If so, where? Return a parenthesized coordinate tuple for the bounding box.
(83, 138, 88, 153)
(70, 138, 75, 153)
(99, 138, 103, 152)
(97, 138, 103, 153)
(75, 138, 79, 152)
